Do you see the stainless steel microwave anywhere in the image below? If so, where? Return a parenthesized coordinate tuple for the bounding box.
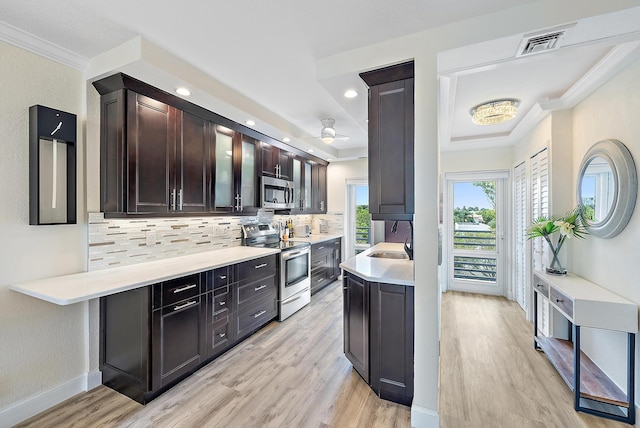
(261, 176, 294, 209)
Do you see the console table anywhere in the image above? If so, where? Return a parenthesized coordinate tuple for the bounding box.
(533, 271, 637, 424)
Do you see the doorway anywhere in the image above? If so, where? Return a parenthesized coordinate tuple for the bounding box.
(345, 180, 371, 258)
(445, 171, 509, 295)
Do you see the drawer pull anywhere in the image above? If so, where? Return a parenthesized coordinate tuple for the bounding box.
(556, 298, 563, 303)
(254, 284, 267, 291)
(317, 278, 323, 283)
(219, 333, 226, 338)
(254, 263, 268, 269)
(318, 246, 324, 250)
(174, 300, 197, 311)
(218, 275, 227, 280)
(173, 284, 197, 294)
(536, 284, 543, 288)
(254, 310, 267, 318)
(315, 260, 323, 265)
(219, 301, 226, 306)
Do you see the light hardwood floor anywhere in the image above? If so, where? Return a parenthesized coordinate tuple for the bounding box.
(17, 285, 631, 427)
(439, 291, 629, 428)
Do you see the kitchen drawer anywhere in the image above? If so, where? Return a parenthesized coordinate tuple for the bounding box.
(212, 287, 231, 318)
(212, 266, 233, 289)
(154, 273, 201, 309)
(237, 255, 277, 284)
(311, 244, 329, 266)
(238, 275, 277, 307)
(210, 317, 232, 357)
(311, 268, 329, 294)
(237, 293, 277, 340)
(533, 275, 550, 298)
(550, 286, 574, 319)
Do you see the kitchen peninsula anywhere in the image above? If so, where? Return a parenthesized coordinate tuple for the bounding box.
(340, 243, 415, 406)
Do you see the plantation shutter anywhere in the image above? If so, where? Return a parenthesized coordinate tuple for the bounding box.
(531, 148, 550, 336)
(513, 161, 527, 312)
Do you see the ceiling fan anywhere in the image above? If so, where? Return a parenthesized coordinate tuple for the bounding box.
(309, 118, 349, 144)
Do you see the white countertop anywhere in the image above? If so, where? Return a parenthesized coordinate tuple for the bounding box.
(340, 243, 414, 286)
(290, 234, 342, 244)
(9, 247, 280, 306)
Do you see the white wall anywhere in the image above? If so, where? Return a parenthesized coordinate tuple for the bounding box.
(440, 146, 513, 174)
(571, 57, 640, 395)
(326, 159, 367, 212)
(0, 41, 88, 423)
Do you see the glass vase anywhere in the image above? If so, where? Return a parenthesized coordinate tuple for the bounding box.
(546, 237, 567, 275)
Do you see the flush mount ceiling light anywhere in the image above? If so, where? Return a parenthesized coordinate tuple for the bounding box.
(283, 137, 290, 143)
(245, 119, 256, 126)
(470, 99, 520, 126)
(176, 87, 191, 96)
(344, 89, 359, 98)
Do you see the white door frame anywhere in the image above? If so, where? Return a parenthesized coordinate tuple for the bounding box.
(443, 170, 510, 296)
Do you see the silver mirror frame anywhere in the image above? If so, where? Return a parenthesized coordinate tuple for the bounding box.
(577, 139, 637, 238)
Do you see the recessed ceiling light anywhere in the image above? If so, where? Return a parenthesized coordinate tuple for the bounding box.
(176, 87, 191, 96)
(245, 120, 256, 126)
(283, 137, 290, 143)
(344, 89, 359, 98)
(308, 149, 314, 153)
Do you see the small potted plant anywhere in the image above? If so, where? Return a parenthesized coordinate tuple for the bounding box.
(526, 205, 589, 275)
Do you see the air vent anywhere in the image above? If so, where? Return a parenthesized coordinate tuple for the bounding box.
(516, 24, 575, 57)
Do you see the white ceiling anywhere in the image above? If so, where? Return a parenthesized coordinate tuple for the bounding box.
(1, 1, 640, 159)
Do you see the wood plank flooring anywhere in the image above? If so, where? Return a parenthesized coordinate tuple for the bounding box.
(439, 291, 630, 428)
(17, 286, 631, 428)
(16, 281, 410, 428)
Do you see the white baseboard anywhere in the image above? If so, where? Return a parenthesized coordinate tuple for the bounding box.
(411, 404, 440, 428)
(0, 370, 101, 428)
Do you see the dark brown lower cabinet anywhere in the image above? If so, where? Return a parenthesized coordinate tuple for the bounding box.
(100, 274, 206, 404)
(311, 238, 342, 295)
(100, 255, 278, 404)
(343, 272, 414, 406)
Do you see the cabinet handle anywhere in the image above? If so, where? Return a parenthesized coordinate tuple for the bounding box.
(173, 284, 197, 294)
(320, 201, 324, 211)
(317, 278, 323, 283)
(219, 333, 226, 338)
(254, 284, 267, 291)
(235, 193, 241, 211)
(318, 246, 324, 250)
(219, 301, 226, 306)
(171, 189, 177, 210)
(314, 260, 323, 265)
(536, 284, 543, 287)
(254, 263, 268, 269)
(174, 300, 197, 311)
(556, 298, 563, 303)
(253, 310, 267, 318)
(219, 275, 227, 280)
(179, 188, 183, 210)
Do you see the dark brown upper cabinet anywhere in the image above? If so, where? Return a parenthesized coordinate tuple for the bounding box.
(360, 61, 414, 221)
(105, 91, 209, 215)
(312, 163, 327, 214)
(93, 73, 328, 217)
(260, 142, 292, 180)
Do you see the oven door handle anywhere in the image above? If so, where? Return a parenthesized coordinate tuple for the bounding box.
(282, 249, 310, 260)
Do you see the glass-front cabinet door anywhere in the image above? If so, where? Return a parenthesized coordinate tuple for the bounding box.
(304, 161, 312, 211)
(292, 158, 302, 210)
(212, 125, 235, 211)
(238, 135, 259, 213)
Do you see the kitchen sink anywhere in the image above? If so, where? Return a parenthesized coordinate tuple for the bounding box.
(367, 251, 409, 260)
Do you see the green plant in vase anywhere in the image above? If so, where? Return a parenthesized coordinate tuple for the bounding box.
(526, 205, 589, 275)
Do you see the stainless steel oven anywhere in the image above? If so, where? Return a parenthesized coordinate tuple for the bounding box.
(279, 245, 311, 320)
(261, 176, 294, 210)
(242, 221, 310, 321)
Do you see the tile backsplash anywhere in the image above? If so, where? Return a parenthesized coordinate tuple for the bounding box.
(88, 211, 343, 271)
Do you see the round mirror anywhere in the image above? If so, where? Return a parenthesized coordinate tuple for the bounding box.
(577, 139, 637, 238)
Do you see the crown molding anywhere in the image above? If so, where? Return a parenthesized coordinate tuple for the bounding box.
(0, 20, 89, 71)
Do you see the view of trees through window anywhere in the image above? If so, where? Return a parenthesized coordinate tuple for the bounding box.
(354, 185, 370, 254)
(453, 181, 497, 282)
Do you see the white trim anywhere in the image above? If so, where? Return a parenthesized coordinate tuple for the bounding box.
(0, 20, 89, 71)
(411, 405, 440, 428)
(0, 370, 100, 427)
